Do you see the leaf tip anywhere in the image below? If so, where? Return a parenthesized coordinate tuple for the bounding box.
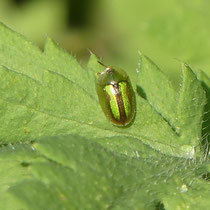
(44, 37, 59, 52)
(181, 62, 196, 78)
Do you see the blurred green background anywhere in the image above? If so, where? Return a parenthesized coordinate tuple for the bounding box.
(1, 0, 210, 83)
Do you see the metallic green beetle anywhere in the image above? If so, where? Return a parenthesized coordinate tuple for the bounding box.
(96, 61, 136, 126)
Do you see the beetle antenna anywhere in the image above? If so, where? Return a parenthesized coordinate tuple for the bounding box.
(98, 60, 108, 68)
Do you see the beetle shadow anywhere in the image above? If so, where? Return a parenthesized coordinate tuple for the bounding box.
(136, 85, 147, 100)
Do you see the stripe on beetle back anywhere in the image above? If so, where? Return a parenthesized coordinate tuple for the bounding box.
(119, 82, 131, 118)
(104, 81, 130, 122)
(105, 84, 121, 120)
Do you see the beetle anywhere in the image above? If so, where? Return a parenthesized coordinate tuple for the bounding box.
(95, 61, 136, 126)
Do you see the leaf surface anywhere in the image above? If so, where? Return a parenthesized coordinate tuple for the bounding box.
(0, 23, 209, 209)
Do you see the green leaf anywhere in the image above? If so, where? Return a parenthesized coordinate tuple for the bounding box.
(137, 54, 178, 129)
(0, 23, 209, 209)
(137, 55, 206, 158)
(101, 0, 210, 77)
(0, 0, 68, 43)
(177, 64, 206, 155)
(1, 135, 209, 209)
(0, 22, 207, 158)
(0, 144, 43, 209)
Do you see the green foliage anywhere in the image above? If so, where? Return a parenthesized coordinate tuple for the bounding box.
(0, 0, 68, 44)
(102, 0, 210, 79)
(0, 23, 209, 209)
